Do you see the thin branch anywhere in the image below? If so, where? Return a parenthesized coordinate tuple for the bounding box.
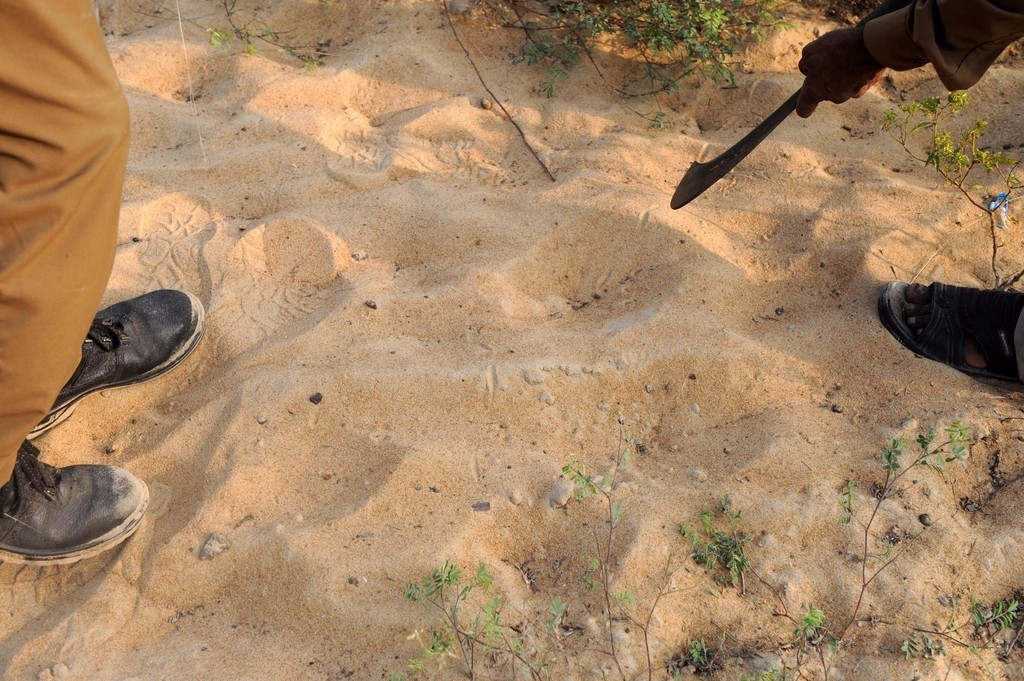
(440, 3, 557, 182)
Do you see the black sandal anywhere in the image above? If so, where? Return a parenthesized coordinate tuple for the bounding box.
(877, 280, 1024, 382)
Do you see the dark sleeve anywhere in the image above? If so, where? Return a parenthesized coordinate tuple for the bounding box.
(862, 0, 1024, 88)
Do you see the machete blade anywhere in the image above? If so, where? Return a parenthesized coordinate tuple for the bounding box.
(671, 88, 801, 210)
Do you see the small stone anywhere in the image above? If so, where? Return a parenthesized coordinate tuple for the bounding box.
(198, 534, 229, 560)
(105, 444, 118, 454)
(919, 513, 934, 527)
(508, 489, 523, 505)
(480, 97, 493, 110)
(472, 501, 491, 512)
(132, 236, 141, 243)
(429, 485, 440, 493)
(309, 393, 323, 405)
(645, 384, 654, 394)
(47, 663, 71, 681)
(690, 402, 700, 415)
(364, 300, 377, 309)
(347, 576, 360, 587)
(831, 404, 843, 413)
(540, 391, 555, 405)
(256, 415, 268, 425)
(775, 306, 785, 316)
(351, 251, 368, 261)
(548, 479, 574, 508)
(688, 373, 697, 380)
(523, 368, 545, 385)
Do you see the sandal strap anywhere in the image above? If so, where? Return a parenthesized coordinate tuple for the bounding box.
(929, 283, 1024, 380)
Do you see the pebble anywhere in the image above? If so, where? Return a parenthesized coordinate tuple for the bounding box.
(524, 368, 545, 385)
(689, 402, 700, 415)
(256, 415, 268, 425)
(38, 663, 71, 681)
(198, 534, 229, 560)
(548, 479, 574, 507)
(309, 393, 323, 405)
(645, 384, 654, 394)
(918, 513, 933, 527)
(351, 251, 368, 261)
(507, 489, 523, 505)
(472, 501, 491, 512)
(540, 391, 555, 405)
(364, 300, 377, 309)
(480, 97, 492, 110)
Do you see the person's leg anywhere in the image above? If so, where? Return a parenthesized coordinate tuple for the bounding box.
(0, 0, 128, 480)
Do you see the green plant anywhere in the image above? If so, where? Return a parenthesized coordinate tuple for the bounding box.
(680, 493, 752, 592)
(905, 593, 1020, 677)
(539, 66, 567, 98)
(564, 431, 680, 680)
(208, 0, 332, 66)
(403, 561, 551, 679)
(884, 92, 1024, 287)
(665, 635, 724, 677)
(837, 423, 971, 643)
(901, 632, 947, 661)
(484, 0, 789, 122)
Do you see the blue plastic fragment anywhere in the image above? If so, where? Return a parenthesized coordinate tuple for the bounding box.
(988, 192, 1010, 228)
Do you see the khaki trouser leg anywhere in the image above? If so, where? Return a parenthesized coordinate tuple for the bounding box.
(0, 1, 129, 483)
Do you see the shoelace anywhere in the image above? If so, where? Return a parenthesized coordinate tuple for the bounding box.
(0, 441, 58, 518)
(86, 318, 129, 351)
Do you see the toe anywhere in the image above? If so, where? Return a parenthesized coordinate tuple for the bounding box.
(906, 313, 930, 332)
(904, 302, 929, 316)
(906, 283, 932, 305)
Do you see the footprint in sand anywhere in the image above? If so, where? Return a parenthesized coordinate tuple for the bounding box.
(128, 193, 215, 297)
(323, 108, 394, 190)
(322, 105, 506, 188)
(204, 216, 351, 357)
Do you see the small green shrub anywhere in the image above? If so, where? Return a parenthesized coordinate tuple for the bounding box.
(485, 0, 789, 96)
(884, 92, 1024, 287)
(681, 494, 751, 592)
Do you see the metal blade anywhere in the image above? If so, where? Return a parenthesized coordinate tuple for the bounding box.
(670, 88, 801, 209)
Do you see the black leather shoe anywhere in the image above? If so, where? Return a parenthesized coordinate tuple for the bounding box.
(0, 442, 149, 564)
(28, 289, 205, 439)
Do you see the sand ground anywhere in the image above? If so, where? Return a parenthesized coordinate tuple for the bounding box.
(5, 1, 1024, 679)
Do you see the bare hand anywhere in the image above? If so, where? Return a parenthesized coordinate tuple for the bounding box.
(797, 26, 885, 118)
